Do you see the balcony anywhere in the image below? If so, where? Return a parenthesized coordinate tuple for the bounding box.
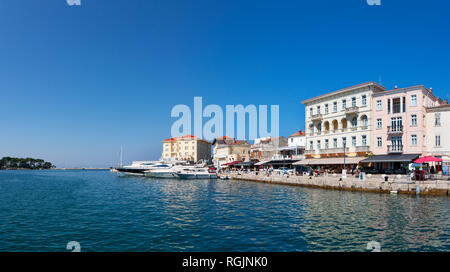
(345, 106, 359, 115)
(388, 145, 403, 153)
(311, 114, 323, 121)
(387, 125, 403, 135)
(321, 147, 349, 154)
(355, 146, 370, 152)
(305, 150, 316, 155)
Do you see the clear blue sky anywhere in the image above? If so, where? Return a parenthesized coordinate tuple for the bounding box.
(1, 0, 449, 167)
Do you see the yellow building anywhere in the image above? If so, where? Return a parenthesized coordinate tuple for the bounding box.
(161, 135, 211, 162)
(212, 137, 251, 168)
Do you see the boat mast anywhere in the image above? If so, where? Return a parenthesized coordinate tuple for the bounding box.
(120, 146, 123, 167)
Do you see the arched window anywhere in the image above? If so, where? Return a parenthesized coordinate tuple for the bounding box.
(361, 115, 368, 127)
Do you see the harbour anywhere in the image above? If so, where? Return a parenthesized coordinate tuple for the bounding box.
(0, 169, 448, 252)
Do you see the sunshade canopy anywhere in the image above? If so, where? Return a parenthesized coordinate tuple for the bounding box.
(414, 156, 443, 163)
(361, 154, 420, 163)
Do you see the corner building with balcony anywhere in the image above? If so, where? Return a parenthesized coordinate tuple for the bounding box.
(366, 85, 443, 172)
(302, 82, 385, 171)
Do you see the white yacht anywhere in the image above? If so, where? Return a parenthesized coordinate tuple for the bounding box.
(143, 164, 183, 178)
(176, 167, 218, 179)
(114, 161, 164, 175)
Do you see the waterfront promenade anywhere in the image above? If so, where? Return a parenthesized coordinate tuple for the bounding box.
(221, 172, 450, 196)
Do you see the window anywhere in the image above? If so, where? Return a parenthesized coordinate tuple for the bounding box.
(411, 114, 417, 126)
(423, 135, 426, 146)
(376, 100, 382, 110)
(317, 140, 321, 150)
(362, 135, 367, 146)
(325, 104, 329, 114)
(361, 116, 368, 127)
(435, 135, 441, 147)
(435, 113, 441, 126)
(411, 135, 417, 146)
(351, 117, 357, 127)
(352, 136, 356, 147)
(342, 137, 347, 147)
(411, 95, 417, 106)
(325, 139, 329, 149)
(310, 108, 313, 117)
(377, 118, 382, 129)
(362, 95, 367, 106)
(310, 141, 313, 150)
(317, 105, 321, 115)
(342, 99, 347, 110)
(333, 138, 338, 148)
(351, 97, 356, 107)
(291, 138, 294, 143)
(377, 137, 382, 147)
(333, 102, 338, 112)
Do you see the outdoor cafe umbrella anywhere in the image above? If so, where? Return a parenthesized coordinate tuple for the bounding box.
(414, 156, 443, 163)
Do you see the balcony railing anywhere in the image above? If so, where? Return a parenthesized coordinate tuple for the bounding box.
(355, 146, 370, 152)
(320, 147, 349, 154)
(345, 106, 359, 115)
(388, 145, 403, 153)
(311, 114, 323, 121)
(387, 125, 403, 134)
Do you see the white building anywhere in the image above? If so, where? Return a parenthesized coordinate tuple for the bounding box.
(288, 130, 306, 148)
(302, 82, 385, 169)
(426, 103, 450, 163)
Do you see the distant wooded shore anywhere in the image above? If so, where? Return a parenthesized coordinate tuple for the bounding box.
(0, 157, 53, 170)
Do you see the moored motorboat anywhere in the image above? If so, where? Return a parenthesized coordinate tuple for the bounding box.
(176, 167, 218, 179)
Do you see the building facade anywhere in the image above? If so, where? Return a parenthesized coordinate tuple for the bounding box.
(250, 136, 288, 161)
(161, 135, 211, 162)
(303, 82, 385, 169)
(212, 137, 251, 168)
(371, 86, 441, 156)
(426, 103, 450, 163)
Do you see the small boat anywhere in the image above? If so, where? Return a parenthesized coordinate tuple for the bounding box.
(176, 167, 218, 179)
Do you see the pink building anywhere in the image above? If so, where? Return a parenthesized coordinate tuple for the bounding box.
(368, 85, 442, 171)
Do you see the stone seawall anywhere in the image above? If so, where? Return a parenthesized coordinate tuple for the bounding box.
(221, 173, 450, 196)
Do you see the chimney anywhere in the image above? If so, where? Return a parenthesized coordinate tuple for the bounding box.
(394, 85, 398, 89)
(430, 87, 433, 93)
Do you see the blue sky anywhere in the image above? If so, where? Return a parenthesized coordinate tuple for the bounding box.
(0, 0, 449, 167)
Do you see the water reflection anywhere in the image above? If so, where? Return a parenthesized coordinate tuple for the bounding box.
(0, 170, 448, 252)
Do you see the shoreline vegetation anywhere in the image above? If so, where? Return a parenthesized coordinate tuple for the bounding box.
(0, 157, 53, 170)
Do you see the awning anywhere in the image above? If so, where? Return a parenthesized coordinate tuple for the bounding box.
(257, 159, 299, 166)
(277, 146, 302, 151)
(293, 157, 365, 165)
(221, 161, 242, 166)
(255, 160, 269, 166)
(414, 156, 443, 163)
(235, 161, 259, 167)
(361, 154, 420, 163)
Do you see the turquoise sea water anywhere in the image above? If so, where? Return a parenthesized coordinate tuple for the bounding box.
(0, 170, 448, 252)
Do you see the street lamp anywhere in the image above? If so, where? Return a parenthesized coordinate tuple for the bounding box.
(343, 140, 346, 170)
